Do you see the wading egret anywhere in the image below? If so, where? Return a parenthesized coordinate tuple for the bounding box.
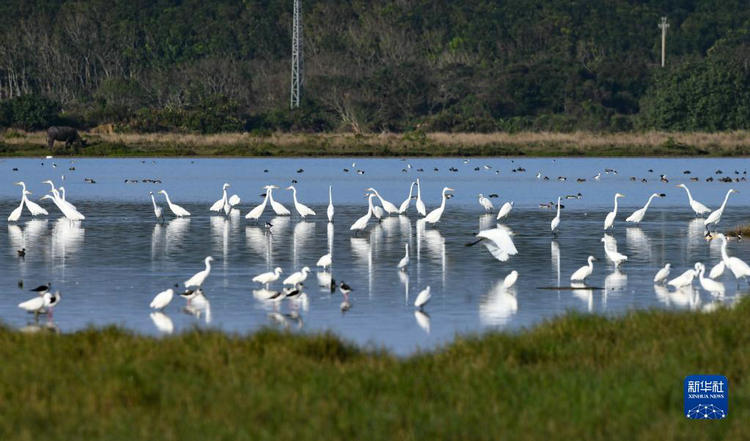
(668, 268, 696, 288)
(58, 187, 76, 209)
(158, 190, 191, 217)
(184, 256, 213, 288)
(19, 292, 52, 314)
(414, 286, 431, 310)
(286, 185, 316, 217)
(550, 196, 561, 234)
(503, 270, 518, 289)
(41, 182, 84, 220)
(478, 194, 494, 212)
(415, 178, 426, 216)
(676, 184, 711, 216)
(316, 253, 332, 270)
(626, 193, 663, 224)
(16, 182, 48, 216)
(253, 267, 283, 287)
(695, 263, 725, 296)
(149, 288, 174, 310)
(42, 181, 77, 213)
(367, 188, 399, 215)
(283, 266, 310, 287)
(571, 256, 596, 282)
(496, 201, 513, 221)
(373, 204, 384, 222)
(149, 192, 163, 222)
(245, 187, 270, 221)
(399, 182, 416, 214)
(397, 243, 409, 271)
(704, 189, 737, 230)
(7, 190, 25, 222)
(350, 194, 375, 232)
(717, 233, 750, 282)
(601, 236, 628, 267)
(603, 193, 624, 230)
(423, 187, 454, 224)
(327, 185, 334, 222)
(466, 226, 518, 262)
(267, 186, 290, 216)
(653, 263, 671, 284)
(210, 183, 230, 213)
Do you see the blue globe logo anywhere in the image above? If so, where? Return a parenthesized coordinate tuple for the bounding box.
(686, 403, 726, 419)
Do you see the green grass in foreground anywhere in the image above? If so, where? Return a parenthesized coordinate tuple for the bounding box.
(1, 300, 749, 440)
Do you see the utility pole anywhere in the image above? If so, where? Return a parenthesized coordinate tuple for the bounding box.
(658, 16, 669, 67)
(290, 0, 302, 109)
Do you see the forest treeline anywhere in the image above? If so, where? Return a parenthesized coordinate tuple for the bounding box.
(0, 0, 749, 134)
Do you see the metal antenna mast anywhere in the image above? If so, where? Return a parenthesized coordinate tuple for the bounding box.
(290, 0, 302, 109)
(658, 16, 669, 67)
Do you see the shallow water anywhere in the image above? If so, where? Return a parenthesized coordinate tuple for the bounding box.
(1, 157, 749, 354)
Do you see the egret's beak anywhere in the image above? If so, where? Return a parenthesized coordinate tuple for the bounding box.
(447, 188, 455, 192)
(26, 191, 32, 195)
(285, 186, 292, 190)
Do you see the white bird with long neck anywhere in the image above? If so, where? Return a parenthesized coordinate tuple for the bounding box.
(466, 226, 517, 262)
(327, 185, 334, 222)
(603, 193, 624, 230)
(15, 182, 47, 216)
(399, 182, 416, 214)
(253, 267, 283, 288)
(316, 253, 332, 270)
(286, 185, 316, 217)
(496, 201, 513, 221)
(367, 188, 398, 215)
(210, 183, 230, 213)
(423, 187, 454, 224)
(415, 178, 426, 216)
(550, 196, 561, 234)
(149, 288, 174, 310)
(283, 266, 310, 287)
(149, 192, 163, 222)
(626, 193, 662, 223)
(184, 256, 213, 289)
(267, 186, 290, 216)
(601, 236, 627, 267)
(668, 268, 696, 288)
(58, 187, 77, 209)
(717, 233, 750, 282)
(350, 193, 375, 232)
(695, 263, 725, 296)
(414, 286, 431, 310)
(7, 189, 25, 222)
(570, 256, 595, 281)
(478, 194, 494, 212)
(704, 189, 737, 230)
(42, 181, 84, 220)
(397, 243, 409, 271)
(676, 184, 711, 216)
(653, 263, 671, 284)
(158, 190, 190, 217)
(19, 292, 53, 314)
(245, 187, 270, 221)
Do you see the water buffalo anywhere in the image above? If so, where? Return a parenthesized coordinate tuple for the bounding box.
(47, 126, 86, 151)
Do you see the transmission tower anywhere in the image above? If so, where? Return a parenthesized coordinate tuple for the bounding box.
(290, 0, 302, 109)
(658, 17, 669, 67)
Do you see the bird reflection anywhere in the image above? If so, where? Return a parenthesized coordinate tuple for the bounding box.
(414, 310, 430, 334)
(571, 282, 593, 312)
(381, 216, 399, 235)
(150, 311, 174, 334)
(183, 292, 211, 323)
(327, 222, 334, 259)
(8, 219, 48, 256)
(687, 218, 707, 254)
(479, 213, 494, 231)
(292, 221, 315, 268)
(268, 311, 304, 330)
(479, 280, 518, 326)
(316, 271, 332, 291)
(350, 236, 373, 295)
(210, 216, 230, 264)
(399, 270, 409, 303)
(625, 227, 651, 260)
(50, 218, 84, 263)
(551, 240, 560, 285)
(657, 285, 700, 309)
(19, 318, 59, 334)
(604, 269, 627, 294)
(423, 228, 446, 287)
(151, 223, 164, 261)
(165, 217, 190, 253)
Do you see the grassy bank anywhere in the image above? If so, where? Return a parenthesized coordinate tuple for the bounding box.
(1, 300, 749, 440)
(2, 130, 750, 157)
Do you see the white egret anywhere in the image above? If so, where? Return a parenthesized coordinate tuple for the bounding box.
(550, 196, 561, 234)
(676, 184, 711, 216)
(603, 193, 624, 230)
(227, 194, 241, 213)
(245, 187, 270, 221)
(571, 256, 596, 282)
(7, 191, 25, 222)
(16, 182, 48, 216)
(286, 185, 316, 217)
(695, 263, 725, 296)
(399, 182, 415, 214)
(626, 193, 663, 224)
(149, 192, 163, 222)
(466, 226, 518, 262)
(316, 253, 332, 270)
(496, 201, 513, 221)
(668, 268, 696, 288)
(373, 204, 384, 221)
(709, 261, 725, 279)
(367, 188, 398, 215)
(43, 181, 77, 213)
(210, 183, 230, 213)
(253, 267, 283, 287)
(327, 185, 334, 222)
(184, 256, 213, 288)
(19, 292, 52, 314)
(283, 266, 310, 287)
(397, 243, 409, 271)
(58, 187, 77, 209)
(503, 270, 518, 289)
(653, 263, 671, 284)
(41, 182, 85, 220)
(478, 194, 494, 212)
(149, 288, 174, 310)
(717, 233, 750, 282)
(601, 236, 628, 267)
(423, 187, 454, 224)
(415, 178, 426, 216)
(704, 189, 737, 230)
(267, 185, 290, 216)
(158, 190, 191, 217)
(350, 194, 375, 232)
(414, 286, 431, 310)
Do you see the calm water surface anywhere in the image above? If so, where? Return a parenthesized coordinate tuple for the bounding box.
(1, 157, 749, 354)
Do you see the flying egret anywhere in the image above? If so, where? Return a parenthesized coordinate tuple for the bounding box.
(653, 263, 671, 284)
(415, 178, 426, 216)
(367, 188, 398, 215)
(466, 226, 518, 262)
(283, 266, 310, 287)
(18, 292, 52, 315)
(286, 185, 316, 218)
(350, 194, 375, 232)
(603, 193, 624, 230)
(423, 187, 454, 224)
(7, 190, 25, 222)
(676, 184, 711, 216)
(149, 192, 163, 222)
(245, 187, 270, 221)
(327, 185, 334, 222)
(496, 201, 513, 221)
(668, 268, 696, 288)
(210, 183, 230, 213)
(626, 193, 663, 223)
(397, 243, 409, 271)
(267, 186, 290, 216)
(503, 270, 518, 289)
(550, 196, 561, 234)
(717, 233, 750, 283)
(15, 182, 48, 216)
(695, 262, 725, 296)
(158, 190, 191, 217)
(601, 236, 627, 267)
(184, 256, 213, 288)
(316, 253, 332, 270)
(478, 194, 494, 213)
(149, 288, 174, 310)
(253, 267, 283, 288)
(414, 286, 431, 310)
(399, 182, 416, 214)
(571, 256, 596, 282)
(704, 189, 737, 231)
